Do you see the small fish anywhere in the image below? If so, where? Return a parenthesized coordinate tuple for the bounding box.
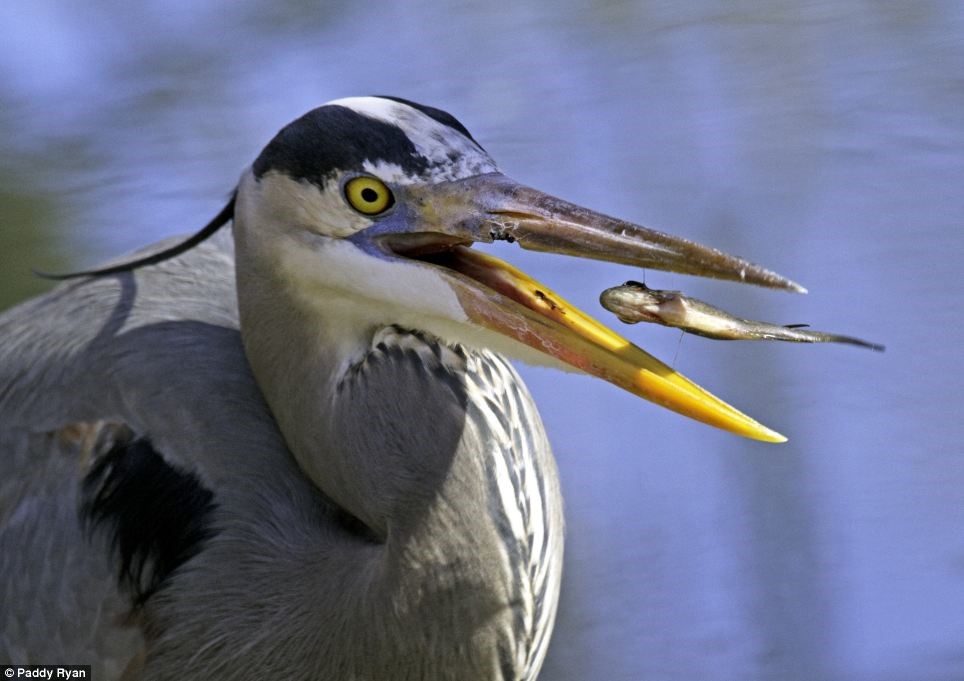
(600, 281, 884, 351)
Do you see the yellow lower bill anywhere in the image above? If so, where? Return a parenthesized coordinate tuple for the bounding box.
(446, 246, 787, 443)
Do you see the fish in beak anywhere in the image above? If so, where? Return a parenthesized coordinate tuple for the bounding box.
(383, 173, 806, 443)
(600, 280, 884, 351)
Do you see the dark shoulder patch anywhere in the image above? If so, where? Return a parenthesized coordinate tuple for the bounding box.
(252, 105, 429, 186)
(378, 96, 483, 149)
(80, 437, 216, 606)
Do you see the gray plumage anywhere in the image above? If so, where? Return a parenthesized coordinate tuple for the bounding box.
(0, 231, 562, 679)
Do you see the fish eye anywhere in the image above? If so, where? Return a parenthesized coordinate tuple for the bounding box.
(344, 176, 394, 215)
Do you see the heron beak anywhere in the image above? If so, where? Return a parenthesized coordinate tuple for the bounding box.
(388, 173, 804, 442)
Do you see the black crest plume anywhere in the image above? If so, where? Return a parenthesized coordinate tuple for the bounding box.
(36, 192, 236, 280)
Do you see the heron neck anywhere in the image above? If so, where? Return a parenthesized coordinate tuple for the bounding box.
(234, 238, 473, 537)
(234, 239, 563, 678)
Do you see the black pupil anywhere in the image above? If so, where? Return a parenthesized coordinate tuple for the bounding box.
(360, 187, 379, 203)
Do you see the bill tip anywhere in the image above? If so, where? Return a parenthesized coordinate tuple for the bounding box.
(755, 426, 788, 443)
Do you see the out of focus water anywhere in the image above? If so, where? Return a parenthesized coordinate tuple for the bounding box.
(2, 2, 962, 679)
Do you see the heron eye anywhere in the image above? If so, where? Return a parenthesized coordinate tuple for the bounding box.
(344, 176, 394, 215)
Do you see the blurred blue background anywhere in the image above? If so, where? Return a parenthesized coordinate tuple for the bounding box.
(1, 2, 962, 679)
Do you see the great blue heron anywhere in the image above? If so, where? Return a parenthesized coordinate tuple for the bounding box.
(0, 97, 802, 680)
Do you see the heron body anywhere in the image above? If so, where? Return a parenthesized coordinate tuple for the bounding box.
(1, 97, 802, 679)
(2, 230, 560, 679)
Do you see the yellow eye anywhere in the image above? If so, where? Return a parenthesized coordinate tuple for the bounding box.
(344, 176, 394, 215)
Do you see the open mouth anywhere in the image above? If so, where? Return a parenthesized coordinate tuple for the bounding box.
(380, 233, 472, 259)
(386, 236, 542, 309)
(385, 235, 582, 336)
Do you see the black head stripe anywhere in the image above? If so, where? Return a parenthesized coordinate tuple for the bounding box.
(252, 105, 430, 187)
(377, 96, 483, 149)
